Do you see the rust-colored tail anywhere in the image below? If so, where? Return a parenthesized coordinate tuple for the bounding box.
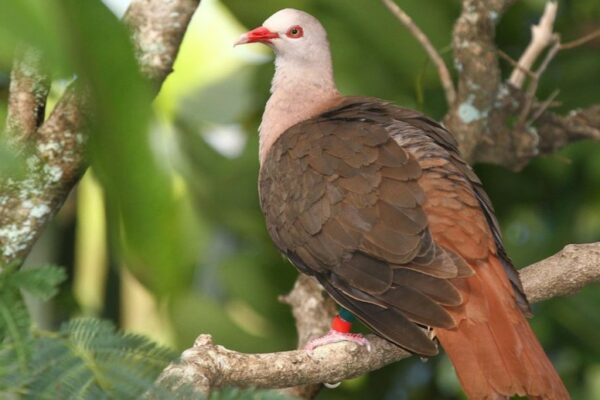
(436, 256, 570, 400)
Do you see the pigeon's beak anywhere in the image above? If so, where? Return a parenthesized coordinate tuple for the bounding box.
(234, 26, 279, 46)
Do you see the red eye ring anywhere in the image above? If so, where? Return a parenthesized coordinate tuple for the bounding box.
(286, 25, 304, 39)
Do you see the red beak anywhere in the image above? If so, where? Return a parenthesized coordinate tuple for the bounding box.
(235, 27, 279, 46)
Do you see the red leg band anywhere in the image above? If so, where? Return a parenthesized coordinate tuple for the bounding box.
(331, 315, 352, 333)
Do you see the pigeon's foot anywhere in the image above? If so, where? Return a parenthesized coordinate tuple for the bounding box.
(304, 329, 371, 351)
(304, 309, 371, 351)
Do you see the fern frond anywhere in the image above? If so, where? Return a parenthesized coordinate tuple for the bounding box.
(0, 264, 65, 380)
(147, 385, 294, 400)
(0, 263, 70, 397)
(211, 388, 293, 400)
(0, 259, 22, 277)
(26, 318, 177, 400)
(0, 291, 32, 373)
(0, 341, 31, 394)
(8, 265, 67, 300)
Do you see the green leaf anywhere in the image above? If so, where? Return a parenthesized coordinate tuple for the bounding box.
(9, 265, 67, 301)
(54, 0, 199, 294)
(0, 1, 66, 72)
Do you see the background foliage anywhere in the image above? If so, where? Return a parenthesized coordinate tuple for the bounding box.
(0, 0, 599, 398)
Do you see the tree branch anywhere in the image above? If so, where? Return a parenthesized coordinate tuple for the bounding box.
(0, 0, 201, 266)
(559, 29, 600, 50)
(157, 242, 600, 396)
(509, 1, 558, 89)
(535, 105, 600, 154)
(442, 1, 600, 170)
(381, 0, 456, 106)
(515, 38, 560, 128)
(521, 243, 600, 303)
(4, 47, 49, 146)
(124, 0, 200, 85)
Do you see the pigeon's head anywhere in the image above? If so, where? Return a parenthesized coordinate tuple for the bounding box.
(235, 9, 330, 63)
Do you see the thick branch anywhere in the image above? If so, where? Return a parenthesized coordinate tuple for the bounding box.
(125, 0, 200, 85)
(0, 0, 201, 265)
(158, 242, 600, 395)
(4, 48, 50, 145)
(443, 0, 507, 161)
(0, 86, 88, 262)
(521, 243, 600, 303)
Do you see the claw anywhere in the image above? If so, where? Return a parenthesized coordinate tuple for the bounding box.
(304, 329, 371, 352)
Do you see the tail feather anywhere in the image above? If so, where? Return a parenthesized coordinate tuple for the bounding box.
(436, 257, 570, 400)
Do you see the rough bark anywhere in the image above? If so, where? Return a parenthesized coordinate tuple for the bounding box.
(0, 86, 88, 263)
(157, 243, 600, 396)
(443, 0, 508, 162)
(4, 48, 49, 146)
(0, 0, 201, 266)
(520, 243, 600, 303)
(124, 0, 200, 84)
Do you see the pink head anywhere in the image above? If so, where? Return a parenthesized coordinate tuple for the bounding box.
(235, 8, 331, 64)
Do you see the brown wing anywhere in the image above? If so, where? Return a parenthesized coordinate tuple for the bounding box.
(393, 111, 531, 316)
(259, 99, 472, 356)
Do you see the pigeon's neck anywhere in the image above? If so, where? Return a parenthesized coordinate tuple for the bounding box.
(259, 55, 340, 164)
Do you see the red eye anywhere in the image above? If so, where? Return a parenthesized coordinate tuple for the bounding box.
(286, 25, 304, 39)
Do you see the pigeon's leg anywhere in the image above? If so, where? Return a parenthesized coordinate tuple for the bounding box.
(304, 308, 371, 351)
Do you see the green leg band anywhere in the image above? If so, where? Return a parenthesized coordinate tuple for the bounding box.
(338, 308, 356, 322)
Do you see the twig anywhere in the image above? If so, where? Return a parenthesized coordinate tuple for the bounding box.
(560, 29, 600, 50)
(528, 89, 559, 125)
(497, 49, 536, 80)
(157, 242, 600, 396)
(509, 1, 558, 89)
(381, 0, 456, 106)
(517, 38, 560, 127)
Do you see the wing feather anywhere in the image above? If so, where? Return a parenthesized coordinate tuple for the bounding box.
(259, 97, 496, 355)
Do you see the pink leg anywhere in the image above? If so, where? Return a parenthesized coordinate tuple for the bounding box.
(304, 312, 371, 351)
(304, 329, 371, 351)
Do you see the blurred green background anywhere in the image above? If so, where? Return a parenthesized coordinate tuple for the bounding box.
(1, 0, 599, 398)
